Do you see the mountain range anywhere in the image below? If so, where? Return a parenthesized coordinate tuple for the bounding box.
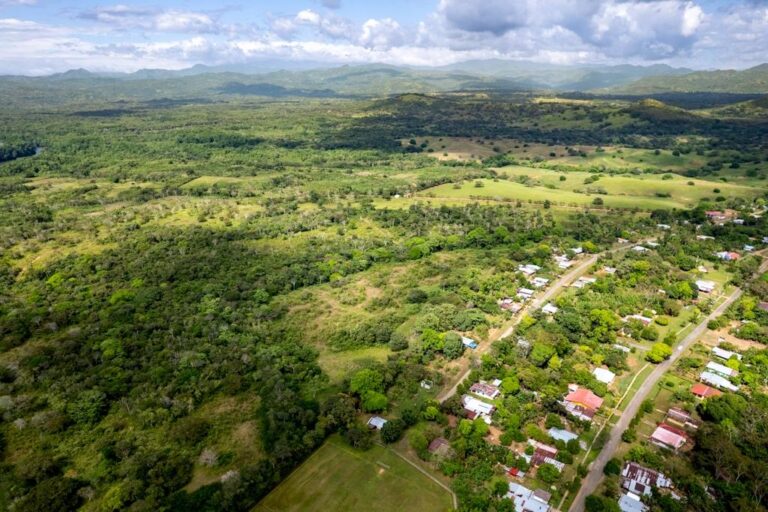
(0, 60, 766, 107)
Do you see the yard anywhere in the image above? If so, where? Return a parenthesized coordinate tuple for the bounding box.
(254, 436, 455, 512)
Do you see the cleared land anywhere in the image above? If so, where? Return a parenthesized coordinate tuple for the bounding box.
(254, 436, 454, 512)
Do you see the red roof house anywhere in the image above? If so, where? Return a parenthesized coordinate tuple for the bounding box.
(650, 423, 688, 451)
(691, 383, 723, 399)
(565, 388, 604, 410)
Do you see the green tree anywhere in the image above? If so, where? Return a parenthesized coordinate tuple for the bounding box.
(361, 391, 388, 412)
(646, 343, 672, 363)
(350, 369, 384, 395)
(380, 419, 405, 443)
(443, 332, 465, 359)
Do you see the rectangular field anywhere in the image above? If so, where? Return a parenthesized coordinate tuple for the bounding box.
(254, 436, 454, 512)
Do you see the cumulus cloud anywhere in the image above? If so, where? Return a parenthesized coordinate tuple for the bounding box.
(79, 5, 222, 34)
(359, 18, 407, 49)
(270, 9, 355, 40)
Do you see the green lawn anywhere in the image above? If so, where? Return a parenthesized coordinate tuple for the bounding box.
(418, 178, 682, 209)
(254, 436, 454, 512)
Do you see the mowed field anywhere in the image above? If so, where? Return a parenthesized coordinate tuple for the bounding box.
(254, 436, 454, 512)
(417, 166, 764, 210)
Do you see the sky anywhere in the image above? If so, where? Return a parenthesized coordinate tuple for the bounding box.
(0, 0, 766, 75)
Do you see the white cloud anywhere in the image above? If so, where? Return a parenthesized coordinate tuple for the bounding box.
(79, 5, 222, 34)
(359, 18, 406, 49)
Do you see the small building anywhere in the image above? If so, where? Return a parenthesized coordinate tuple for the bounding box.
(572, 247, 583, 255)
(548, 427, 578, 444)
(657, 224, 671, 230)
(367, 416, 388, 430)
(572, 276, 597, 288)
(554, 255, 572, 269)
(646, 241, 660, 248)
(744, 244, 755, 252)
(621, 462, 672, 497)
(427, 437, 451, 457)
(519, 264, 541, 276)
(603, 266, 617, 274)
(470, 382, 501, 400)
(696, 235, 715, 241)
(690, 383, 723, 399)
(517, 288, 535, 300)
(712, 347, 742, 361)
(462, 336, 478, 349)
(532, 277, 549, 288)
(700, 371, 739, 392)
(695, 280, 716, 293)
(542, 303, 559, 315)
(619, 493, 648, 512)
(624, 314, 653, 326)
(563, 386, 603, 422)
(706, 361, 737, 378)
(665, 407, 700, 430)
(500, 298, 523, 313)
(650, 423, 688, 451)
(506, 482, 551, 512)
(632, 245, 649, 253)
(528, 440, 565, 472)
(593, 367, 616, 385)
(462, 395, 495, 421)
(716, 251, 740, 261)
(613, 344, 631, 353)
(420, 380, 433, 390)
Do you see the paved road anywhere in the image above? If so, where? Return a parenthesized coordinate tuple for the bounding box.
(568, 286, 745, 512)
(436, 253, 600, 403)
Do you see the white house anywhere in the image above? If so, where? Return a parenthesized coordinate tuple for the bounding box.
(593, 367, 616, 384)
(700, 371, 739, 392)
(706, 361, 737, 378)
(548, 428, 578, 444)
(532, 277, 549, 288)
(603, 266, 617, 274)
(517, 288, 535, 300)
(712, 347, 742, 361)
(695, 280, 716, 293)
(542, 303, 559, 315)
(619, 493, 648, 512)
(519, 264, 541, 276)
(367, 416, 388, 430)
(506, 482, 551, 512)
(632, 246, 649, 253)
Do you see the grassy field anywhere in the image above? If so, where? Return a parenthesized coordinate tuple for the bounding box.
(254, 436, 454, 512)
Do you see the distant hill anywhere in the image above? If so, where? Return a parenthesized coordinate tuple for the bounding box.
(605, 64, 768, 94)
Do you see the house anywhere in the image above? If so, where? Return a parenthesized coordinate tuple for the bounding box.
(420, 380, 433, 390)
(532, 277, 549, 288)
(500, 298, 523, 313)
(619, 493, 648, 512)
(470, 382, 501, 400)
(621, 461, 672, 497)
(646, 241, 660, 248)
(519, 264, 541, 276)
(744, 244, 755, 252)
(462, 395, 495, 421)
(706, 361, 737, 378)
(428, 437, 451, 457)
(367, 416, 388, 430)
(462, 336, 478, 349)
(696, 235, 715, 241)
(542, 303, 559, 315)
(712, 347, 742, 361)
(540, 303, 559, 315)
(517, 288, 535, 300)
(572, 276, 597, 288)
(603, 266, 617, 274)
(690, 383, 723, 399)
(572, 246, 584, 255)
(554, 255, 572, 269)
(506, 482, 551, 512)
(665, 407, 700, 430)
(700, 371, 739, 392)
(548, 428, 578, 444)
(617, 237, 630, 244)
(695, 280, 716, 293)
(657, 224, 671, 230)
(613, 344, 631, 353)
(734, 219, 745, 225)
(563, 386, 603, 422)
(624, 314, 653, 326)
(716, 251, 740, 261)
(593, 367, 616, 385)
(650, 423, 688, 451)
(632, 245, 649, 253)
(528, 440, 565, 472)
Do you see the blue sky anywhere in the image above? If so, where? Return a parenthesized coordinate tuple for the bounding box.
(0, 0, 766, 75)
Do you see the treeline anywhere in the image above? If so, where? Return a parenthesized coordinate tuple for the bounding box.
(0, 142, 37, 163)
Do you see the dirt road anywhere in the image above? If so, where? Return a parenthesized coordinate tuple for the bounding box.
(436, 252, 600, 403)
